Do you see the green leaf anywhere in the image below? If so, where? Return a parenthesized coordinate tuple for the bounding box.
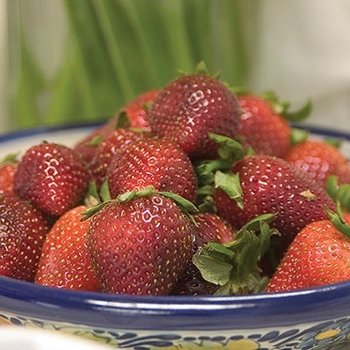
(192, 249, 233, 286)
(193, 213, 278, 295)
(117, 189, 138, 203)
(239, 212, 277, 233)
(84, 135, 104, 147)
(260, 90, 312, 122)
(99, 180, 112, 202)
(229, 85, 251, 95)
(325, 203, 350, 238)
(158, 190, 199, 216)
(283, 99, 313, 122)
(214, 171, 243, 209)
(194, 61, 210, 75)
(80, 200, 111, 221)
(326, 175, 350, 212)
(208, 133, 244, 162)
(0, 153, 19, 165)
(324, 137, 342, 149)
(84, 182, 101, 208)
(194, 158, 231, 188)
(290, 128, 309, 145)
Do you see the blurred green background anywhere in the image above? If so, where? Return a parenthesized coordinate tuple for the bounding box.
(5, 0, 256, 131)
(5, 0, 349, 134)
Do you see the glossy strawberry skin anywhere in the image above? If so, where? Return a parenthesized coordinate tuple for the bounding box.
(120, 89, 159, 131)
(266, 214, 350, 292)
(215, 155, 336, 257)
(0, 193, 50, 282)
(171, 212, 236, 295)
(88, 128, 145, 189)
(237, 94, 292, 159)
(13, 143, 90, 218)
(35, 205, 101, 291)
(107, 138, 198, 203)
(285, 139, 350, 187)
(87, 194, 195, 295)
(148, 74, 241, 159)
(0, 162, 17, 196)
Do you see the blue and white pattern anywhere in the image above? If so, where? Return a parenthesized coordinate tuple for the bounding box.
(1, 311, 350, 349)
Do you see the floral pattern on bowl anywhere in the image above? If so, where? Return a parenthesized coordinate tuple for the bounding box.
(2, 311, 350, 349)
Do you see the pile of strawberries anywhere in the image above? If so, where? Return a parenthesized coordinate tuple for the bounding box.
(1, 63, 350, 296)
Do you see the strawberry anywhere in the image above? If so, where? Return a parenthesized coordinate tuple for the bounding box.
(13, 142, 90, 218)
(35, 205, 101, 291)
(119, 89, 159, 131)
(214, 154, 336, 259)
(107, 137, 198, 203)
(266, 211, 350, 293)
(148, 67, 241, 159)
(171, 212, 236, 295)
(0, 154, 18, 196)
(74, 116, 118, 164)
(88, 128, 145, 190)
(236, 94, 292, 158)
(0, 193, 50, 282)
(86, 188, 197, 295)
(285, 139, 350, 188)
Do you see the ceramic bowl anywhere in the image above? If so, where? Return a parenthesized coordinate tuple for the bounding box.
(1, 123, 350, 350)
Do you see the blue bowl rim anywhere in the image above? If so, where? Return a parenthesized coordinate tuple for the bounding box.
(1, 121, 350, 331)
(1, 275, 350, 331)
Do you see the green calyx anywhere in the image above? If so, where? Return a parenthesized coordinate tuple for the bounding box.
(192, 213, 279, 295)
(214, 171, 243, 209)
(324, 175, 350, 236)
(0, 153, 19, 165)
(326, 175, 350, 213)
(82, 184, 199, 221)
(324, 203, 350, 238)
(260, 90, 312, 122)
(194, 133, 246, 212)
(178, 61, 221, 80)
(290, 127, 309, 146)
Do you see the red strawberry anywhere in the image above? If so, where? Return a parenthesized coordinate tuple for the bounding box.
(0, 193, 50, 282)
(13, 142, 90, 218)
(0, 154, 18, 196)
(74, 116, 118, 164)
(148, 71, 241, 159)
(171, 212, 236, 295)
(107, 137, 198, 203)
(237, 94, 292, 158)
(266, 212, 350, 292)
(119, 89, 159, 131)
(214, 155, 336, 259)
(88, 128, 145, 189)
(35, 205, 100, 291)
(86, 190, 196, 295)
(285, 139, 350, 187)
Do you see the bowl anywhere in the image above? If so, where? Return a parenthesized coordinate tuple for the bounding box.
(1, 123, 350, 350)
